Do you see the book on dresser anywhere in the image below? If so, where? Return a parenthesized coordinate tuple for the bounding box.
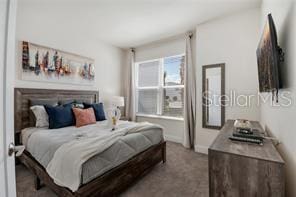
(208, 120, 285, 197)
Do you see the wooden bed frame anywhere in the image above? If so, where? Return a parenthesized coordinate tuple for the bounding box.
(15, 88, 166, 197)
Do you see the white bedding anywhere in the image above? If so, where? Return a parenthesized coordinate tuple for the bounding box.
(21, 121, 113, 148)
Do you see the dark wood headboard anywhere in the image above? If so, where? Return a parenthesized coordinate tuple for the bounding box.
(14, 88, 99, 134)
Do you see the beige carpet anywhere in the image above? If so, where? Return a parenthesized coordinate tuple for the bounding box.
(16, 142, 209, 197)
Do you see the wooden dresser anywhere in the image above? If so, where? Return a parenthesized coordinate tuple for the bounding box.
(208, 120, 285, 197)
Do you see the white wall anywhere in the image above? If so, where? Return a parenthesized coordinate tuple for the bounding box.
(137, 116, 184, 143)
(260, 0, 296, 196)
(135, 35, 186, 62)
(195, 8, 261, 153)
(15, 2, 125, 102)
(134, 35, 187, 143)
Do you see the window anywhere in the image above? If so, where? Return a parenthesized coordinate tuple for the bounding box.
(135, 54, 185, 118)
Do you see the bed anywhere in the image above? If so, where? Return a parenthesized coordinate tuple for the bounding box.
(15, 88, 166, 197)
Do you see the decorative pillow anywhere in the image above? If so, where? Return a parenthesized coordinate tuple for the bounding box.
(83, 103, 106, 121)
(29, 99, 58, 127)
(72, 108, 96, 127)
(30, 105, 49, 128)
(44, 104, 75, 129)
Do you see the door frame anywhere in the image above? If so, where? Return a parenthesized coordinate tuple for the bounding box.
(1, 0, 18, 196)
(0, 0, 9, 195)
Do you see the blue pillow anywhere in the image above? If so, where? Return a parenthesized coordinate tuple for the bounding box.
(44, 103, 75, 129)
(83, 103, 106, 121)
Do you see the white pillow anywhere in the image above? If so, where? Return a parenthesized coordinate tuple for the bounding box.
(30, 105, 49, 128)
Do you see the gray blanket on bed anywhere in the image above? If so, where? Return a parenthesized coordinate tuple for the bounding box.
(22, 121, 163, 185)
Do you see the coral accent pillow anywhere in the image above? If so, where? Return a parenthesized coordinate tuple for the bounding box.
(72, 108, 96, 127)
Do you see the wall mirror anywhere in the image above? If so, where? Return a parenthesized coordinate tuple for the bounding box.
(202, 63, 225, 130)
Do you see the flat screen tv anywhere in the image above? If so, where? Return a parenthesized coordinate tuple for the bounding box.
(256, 14, 284, 100)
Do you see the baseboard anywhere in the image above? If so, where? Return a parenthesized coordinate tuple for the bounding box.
(164, 134, 183, 144)
(194, 144, 208, 155)
(163, 136, 209, 154)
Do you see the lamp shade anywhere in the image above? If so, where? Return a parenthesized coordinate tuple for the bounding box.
(112, 96, 124, 107)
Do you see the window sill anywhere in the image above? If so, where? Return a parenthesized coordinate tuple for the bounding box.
(136, 114, 184, 121)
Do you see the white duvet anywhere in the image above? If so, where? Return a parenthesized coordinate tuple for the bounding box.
(41, 121, 162, 192)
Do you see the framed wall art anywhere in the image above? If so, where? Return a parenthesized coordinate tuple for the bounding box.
(22, 41, 95, 85)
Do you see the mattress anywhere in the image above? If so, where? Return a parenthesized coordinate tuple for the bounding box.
(21, 120, 163, 185)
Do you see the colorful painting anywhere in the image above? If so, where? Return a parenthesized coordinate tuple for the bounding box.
(22, 41, 95, 85)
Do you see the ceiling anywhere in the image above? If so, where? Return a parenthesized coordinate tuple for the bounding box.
(18, 0, 261, 48)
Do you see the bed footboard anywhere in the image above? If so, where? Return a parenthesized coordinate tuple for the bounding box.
(19, 141, 166, 197)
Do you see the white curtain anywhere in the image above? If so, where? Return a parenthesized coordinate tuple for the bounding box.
(125, 48, 136, 121)
(183, 32, 196, 149)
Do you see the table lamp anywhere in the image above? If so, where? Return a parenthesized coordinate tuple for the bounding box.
(110, 96, 124, 130)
